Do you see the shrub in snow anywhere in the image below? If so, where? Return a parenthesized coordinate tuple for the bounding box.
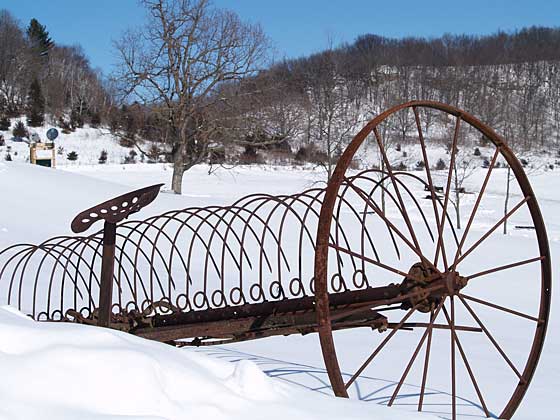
(57, 146, 64, 156)
(520, 158, 529, 167)
(0, 116, 10, 131)
(4, 153, 12, 161)
(147, 144, 162, 163)
(395, 143, 401, 152)
(482, 159, 490, 168)
(402, 150, 407, 157)
(98, 150, 108, 164)
(12, 121, 27, 139)
(66, 151, 78, 161)
(415, 160, 425, 170)
(239, 145, 263, 164)
(473, 147, 481, 156)
(0, 135, 4, 146)
(90, 112, 101, 128)
(392, 161, 407, 171)
(435, 158, 446, 170)
(70, 109, 84, 129)
(123, 149, 137, 164)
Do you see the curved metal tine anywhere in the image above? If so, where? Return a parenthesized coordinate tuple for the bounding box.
(346, 182, 440, 273)
(345, 303, 421, 390)
(459, 293, 541, 323)
(418, 308, 434, 412)
(434, 116, 461, 270)
(372, 125, 426, 262)
(453, 196, 530, 268)
(442, 304, 491, 418)
(452, 147, 501, 268)
(458, 295, 523, 380)
(387, 299, 445, 407)
(466, 256, 545, 281)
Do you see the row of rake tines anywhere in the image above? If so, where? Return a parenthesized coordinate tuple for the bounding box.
(0, 170, 457, 322)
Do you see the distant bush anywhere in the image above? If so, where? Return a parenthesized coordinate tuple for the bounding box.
(208, 147, 226, 165)
(415, 160, 425, 170)
(146, 144, 161, 163)
(66, 151, 78, 161)
(123, 149, 137, 164)
(239, 145, 263, 164)
(0, 135, 4, 146)
(392, 161, 407, 171)
(520, 158, 529, 167)
(12, 121, 27, 138)
(57, 146, 64, 156)
(4, 153, 11, 161)
(0, 117, 10, 131)
(435, 158, 446, 170)
(473, 147, 481, 156)
(70, 109, 83, 129)
(90, 112, 101, 128)
(98, 149, 108, 164)
(395, 143, 401, 152)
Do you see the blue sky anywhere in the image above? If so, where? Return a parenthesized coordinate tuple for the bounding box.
(2, 0, 559, 74)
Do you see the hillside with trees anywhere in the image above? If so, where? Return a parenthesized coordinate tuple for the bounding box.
(1, 2, 560, 191)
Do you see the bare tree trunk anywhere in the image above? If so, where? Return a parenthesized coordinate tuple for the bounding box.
(455, 190, 461, 230)
(503, 165, 511, 234)
(171, 143, 185, 194)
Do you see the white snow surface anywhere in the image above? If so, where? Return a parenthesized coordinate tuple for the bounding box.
(0, 304, 432, 420)
(1, 151, 559, 419)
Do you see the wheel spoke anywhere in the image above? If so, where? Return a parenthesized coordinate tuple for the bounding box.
(328, 243, 425, 283)
(453, 147, 500, 263)
(347, 182, 440, 273)
(442, 304, 490, 417)
(413, 107, 444, 251)
(459, 293, 542, 323)
(458, 295, 523, 379)
(467, 256, 545, 280)
(372, 127, 424, 258)
(453, 196, 530, 269)
(345, 304, 420, 389)
(450, 297, 457, 420)
(434, 116, 461, 270)
(418, 308, 435, 412)
(388, 299, 445, 406)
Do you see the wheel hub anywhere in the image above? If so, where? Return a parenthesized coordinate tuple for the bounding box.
(401, 262, 467, 312)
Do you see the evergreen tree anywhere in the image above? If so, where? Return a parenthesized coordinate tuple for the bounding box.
(66, 151, 78, 161)
(26, 18, 54, 57)
(27, 79, 45, 127)
(12, 121, 28, 138)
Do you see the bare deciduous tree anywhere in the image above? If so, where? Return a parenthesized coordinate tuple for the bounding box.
(113, 0, 268, 193)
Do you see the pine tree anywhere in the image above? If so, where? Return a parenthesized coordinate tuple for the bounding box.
(12, 121, 28, 138)
(27, 79, 45, 127)
(66, 151, 79, 161)
(27, 18, 54, 57)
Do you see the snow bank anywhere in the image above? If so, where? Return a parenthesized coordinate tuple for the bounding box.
(0, 306, 434, 420)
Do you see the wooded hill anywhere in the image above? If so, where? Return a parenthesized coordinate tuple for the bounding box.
(1, 5, 559, 168)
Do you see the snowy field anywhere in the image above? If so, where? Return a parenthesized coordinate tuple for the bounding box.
(0, 156, 558, 420)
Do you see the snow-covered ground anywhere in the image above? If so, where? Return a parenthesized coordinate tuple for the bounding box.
(0, 304, 433, 420)
(0, 145, 558, 420)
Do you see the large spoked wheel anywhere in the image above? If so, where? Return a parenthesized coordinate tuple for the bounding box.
(314, 101, 551, 419)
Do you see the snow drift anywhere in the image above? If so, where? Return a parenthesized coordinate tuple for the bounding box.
(0, 306, 434, 420)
